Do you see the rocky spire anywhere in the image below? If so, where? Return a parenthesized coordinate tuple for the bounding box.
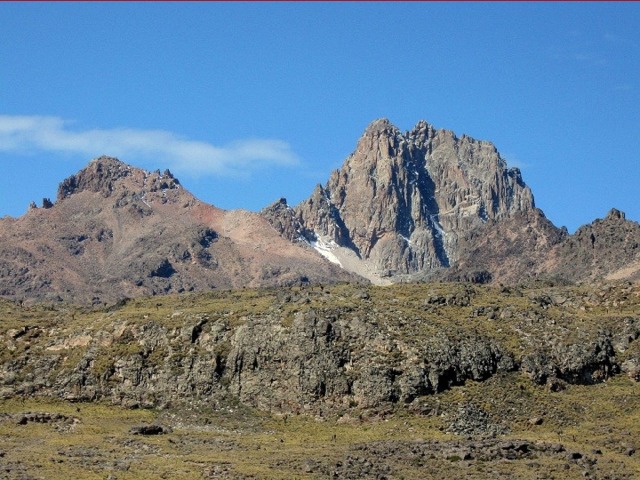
(606, 208, 625, 220)
(56, 156, 180, 201)
(57, 156, 132, 200)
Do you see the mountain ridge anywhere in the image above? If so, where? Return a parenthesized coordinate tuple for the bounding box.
(2, 118, 639, 304)
(2, 122, 639, 480)
(263, 118, 639, 286)
(0, 156, 360, 304)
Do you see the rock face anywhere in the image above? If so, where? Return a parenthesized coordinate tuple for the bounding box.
(260, 198, 311, 246)
(0, 291, 511, 411)
(0, 157, 360, 304)
(438, 210, 568, 285)
(225, 310, 513, 410)
(1, 282, 638, 413)
(265, 119, 556, 281)
(545, 208, 640, 283)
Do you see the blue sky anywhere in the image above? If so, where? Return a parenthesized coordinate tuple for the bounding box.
(1, 2, 638, 233)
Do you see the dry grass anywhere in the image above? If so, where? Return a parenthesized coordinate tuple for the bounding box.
(1, 281, 640, 478)
(2, 373, 640, 479)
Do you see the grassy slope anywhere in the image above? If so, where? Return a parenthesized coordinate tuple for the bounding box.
(1, 281, 639, 479)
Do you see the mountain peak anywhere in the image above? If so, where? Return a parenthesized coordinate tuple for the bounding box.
(408, 119, 436, 143)
(605, 208, 626, 221)
(363, 118, 399, 136)
(56, 157, 180, 202)
(2, 156, 359, 304)
(280, 118, 541, 281)
(57, 156, 134, 201)
(90, 155, 126, 167)
(410, 119, 433, 132)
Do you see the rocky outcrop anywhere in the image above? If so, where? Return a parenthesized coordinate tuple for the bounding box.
(260, 198, 311, 245)
(225, 311, 513, 410)
(0, 306, 514, 412)
(521, 333, 618, 387)
(2, 282, 638, 414)
(57, 156, 138, 199)
(546, 208, 640, 283)
(57, 156, 182, 202)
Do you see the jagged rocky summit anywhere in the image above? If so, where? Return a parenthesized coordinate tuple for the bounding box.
(263, 118, 564, 284)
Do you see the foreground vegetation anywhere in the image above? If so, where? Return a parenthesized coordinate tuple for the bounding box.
(2, 373, 639, 479)
(1, 281, 639, 479)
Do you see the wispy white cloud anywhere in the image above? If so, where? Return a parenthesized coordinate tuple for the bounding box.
(0, 115, 299, 176)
